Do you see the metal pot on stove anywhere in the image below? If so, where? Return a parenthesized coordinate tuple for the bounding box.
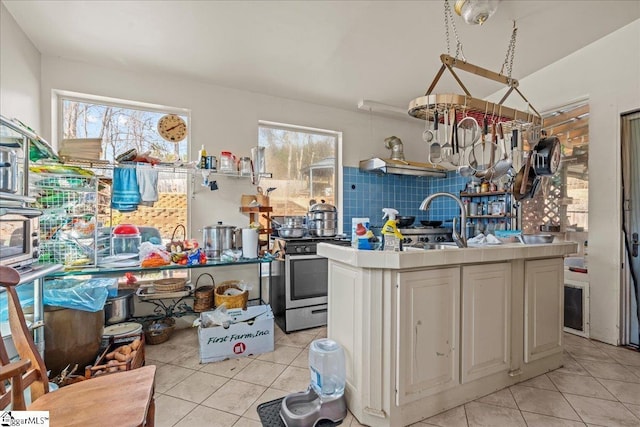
(307, 200, 337, 237)
(203, 222, 241, 259)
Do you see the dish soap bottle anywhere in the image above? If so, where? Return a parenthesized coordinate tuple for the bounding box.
(381, 208, 403, 251)
(198, 145, 207, 169)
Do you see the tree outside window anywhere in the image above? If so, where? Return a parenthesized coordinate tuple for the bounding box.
(60, 96, 189, 241)
(258, 123, 339, 219)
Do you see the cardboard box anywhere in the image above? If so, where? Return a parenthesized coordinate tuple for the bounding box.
(198, 305, 274, 363)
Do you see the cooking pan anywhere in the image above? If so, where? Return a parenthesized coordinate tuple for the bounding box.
(420, 220, 443, 227)
(513, 153, 541, 201)
(262, 214, 306, 238)
(396, 216, 415, 227)
(532, 136, 561, 176)
(278, 227, 305, 238)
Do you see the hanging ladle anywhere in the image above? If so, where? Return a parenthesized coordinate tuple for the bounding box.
(491, 123, 513, 179)
(422, 111, 435, 143)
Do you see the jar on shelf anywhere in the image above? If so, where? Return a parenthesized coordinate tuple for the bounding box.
(112, 224, 141, 255)
(469, 202, 478, 216)
(481, 181, 489, 193)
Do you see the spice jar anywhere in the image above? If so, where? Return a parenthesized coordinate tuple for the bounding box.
(480, 181, 489, 193)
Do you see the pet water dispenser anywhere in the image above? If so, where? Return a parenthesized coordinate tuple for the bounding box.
(280, 338, 348, 427)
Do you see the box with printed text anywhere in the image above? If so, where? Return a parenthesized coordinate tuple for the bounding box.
(198, 304, 274, 363)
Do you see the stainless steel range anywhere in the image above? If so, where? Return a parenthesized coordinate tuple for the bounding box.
(269, 236, 351, 333)
(398, 226, 453, 247)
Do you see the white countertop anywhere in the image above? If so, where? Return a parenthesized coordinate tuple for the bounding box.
(317, 241, 578, 269)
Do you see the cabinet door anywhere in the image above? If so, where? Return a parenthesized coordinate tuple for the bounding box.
(525, 258, 564, 363)
(461, 263, 511, 383)
(396, 268, 460, 406)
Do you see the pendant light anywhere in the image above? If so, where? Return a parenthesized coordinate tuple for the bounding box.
(454, 0, 500, 25)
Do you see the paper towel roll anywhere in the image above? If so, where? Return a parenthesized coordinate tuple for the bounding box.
(242, 228, 259, 259)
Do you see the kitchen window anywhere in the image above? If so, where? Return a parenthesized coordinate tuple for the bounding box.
(521, 101, 588, 250)
(56, 91, 189, 242)
(258, 121, 341, 223)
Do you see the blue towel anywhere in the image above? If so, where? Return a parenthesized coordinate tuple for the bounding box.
(111, 167, 140, 212)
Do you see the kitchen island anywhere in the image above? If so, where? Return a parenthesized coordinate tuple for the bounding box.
(317, 241, 577, 427)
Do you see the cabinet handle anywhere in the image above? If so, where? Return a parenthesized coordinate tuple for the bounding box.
(632, 232, 638, 258)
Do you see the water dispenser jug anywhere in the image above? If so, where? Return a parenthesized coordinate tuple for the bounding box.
(309, 339, 346, 399)
(278, 338, 348, 426)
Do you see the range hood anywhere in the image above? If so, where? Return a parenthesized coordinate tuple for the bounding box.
(359, 158, 446, 178)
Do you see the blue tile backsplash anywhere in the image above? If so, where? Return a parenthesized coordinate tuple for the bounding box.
(343, 167, 469, 236)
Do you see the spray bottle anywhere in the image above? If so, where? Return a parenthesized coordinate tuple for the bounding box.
(381, 208, 403, 251)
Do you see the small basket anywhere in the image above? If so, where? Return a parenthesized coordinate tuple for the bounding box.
(193, 273, 215, 312)
(166, 224, 186, 252)
(143, 317, 175, 345)
(215, 280, 249, 310)
(153, 278, 187, 293)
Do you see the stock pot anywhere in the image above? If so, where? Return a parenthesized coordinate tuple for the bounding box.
(203, 222, 241, 259)
(308, 200, 337, 237)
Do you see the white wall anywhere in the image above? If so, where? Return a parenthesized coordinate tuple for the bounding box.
(496, 20, 640, 344)
(39, 56, 424, 236)
(0, 2, 41, 129)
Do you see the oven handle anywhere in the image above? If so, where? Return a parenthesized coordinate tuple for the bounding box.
(0, 207, 43, 218)
(311, 308, 328, 315)
(285, 254, 323, 260)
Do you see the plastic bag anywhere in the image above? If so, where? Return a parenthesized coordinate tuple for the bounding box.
(0, 285, 35, 322)
(0, 278, 115, 320)
(139, 241, 171, 267)
(200, 305, 232, 329)
(43, 278, 114, 312)
(220, 249, 242, 262)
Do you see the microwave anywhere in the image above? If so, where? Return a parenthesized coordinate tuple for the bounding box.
(0, 207, 42, 268)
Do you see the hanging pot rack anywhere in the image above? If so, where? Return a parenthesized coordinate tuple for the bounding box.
(408, 54, 543, 130)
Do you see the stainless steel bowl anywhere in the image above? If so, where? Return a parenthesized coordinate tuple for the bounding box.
(518, 234, 555, 244)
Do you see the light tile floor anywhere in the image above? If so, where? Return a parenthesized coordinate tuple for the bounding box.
(147, 326, 640, 427)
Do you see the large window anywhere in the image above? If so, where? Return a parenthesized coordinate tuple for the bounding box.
(258, 121, 340, 219)
(57, 92, 189, 241)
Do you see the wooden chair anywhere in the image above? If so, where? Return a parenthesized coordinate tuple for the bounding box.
(0, 265, 156, 426)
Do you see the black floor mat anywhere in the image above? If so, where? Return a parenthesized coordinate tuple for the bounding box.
(256, 397, 342, 427)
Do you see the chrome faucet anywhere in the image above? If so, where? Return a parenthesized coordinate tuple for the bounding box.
(419, 192, 467, 248)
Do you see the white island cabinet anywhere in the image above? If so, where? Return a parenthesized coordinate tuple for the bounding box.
(317, 241, 577, 427)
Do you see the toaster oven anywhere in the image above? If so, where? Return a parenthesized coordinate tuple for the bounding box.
(0, 206, 42, 268)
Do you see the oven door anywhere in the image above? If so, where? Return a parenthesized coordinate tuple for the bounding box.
(285, 254, 328, 309)
(0, 207, 41, 267)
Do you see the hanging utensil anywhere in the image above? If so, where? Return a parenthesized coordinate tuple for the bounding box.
(456, 116, 480, 149)
(422, 112, 436, 143)
(468, 117, 489, 177)
(450, 115, 460, 165)
(428, 110, 441, 164)
(492, 123, 513, 179)
(440, 108, 454, 161)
